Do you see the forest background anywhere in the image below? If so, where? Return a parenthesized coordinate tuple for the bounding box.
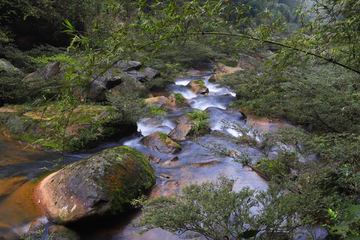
(1, 0, 360, 239)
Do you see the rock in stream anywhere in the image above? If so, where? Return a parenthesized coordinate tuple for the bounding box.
(35, 146, 156, 224)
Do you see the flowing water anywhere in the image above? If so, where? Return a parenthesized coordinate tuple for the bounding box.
(0, 65, 322, 239)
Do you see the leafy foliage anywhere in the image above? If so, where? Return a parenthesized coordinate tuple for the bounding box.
(133, 174, 318, 239)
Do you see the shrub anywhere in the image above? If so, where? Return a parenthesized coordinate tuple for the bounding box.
(133, 174, 317, 239)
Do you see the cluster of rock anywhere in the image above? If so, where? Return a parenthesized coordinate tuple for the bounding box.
(89, 61, 160, 102)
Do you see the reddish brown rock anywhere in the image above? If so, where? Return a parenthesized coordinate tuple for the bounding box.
(169, 123, 193, 142)
(145, 153, 161, 163)
(141, 132, 182, 154)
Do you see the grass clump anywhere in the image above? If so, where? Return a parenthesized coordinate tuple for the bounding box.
(149, 104, 166, 117)
(193, 79, 206, 89)
(186, 110, 211, 135)
(174, 93, 186, 104)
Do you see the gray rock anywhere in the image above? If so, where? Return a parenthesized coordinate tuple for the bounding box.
(24, 62, 61, 81)
(0, 59, 23, 76)
(89, 72, 123, 101)
(125, 67, 160, 83)
(114, 60, 142, 71)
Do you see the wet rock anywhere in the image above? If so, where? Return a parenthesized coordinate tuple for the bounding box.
(145, 96, 167, 107)
(145, 153, 161, 163)
(114, 60, 142, 71)
(158, 173, 173, 180)
(185, 68, 201, 76)
(0, 59, 23, 76)
(145, 153, 155, 161)
(161, 94, 190, 111)
(209, 75, 217, 82)
(29, 220, 44, 232)
(48, 225, 80, 240)
(165, 180, 179, 190)
(177, 115, 195, 124)
(160, 156, 179, 166)
(23, 62, 61, 81)
(169, 123, 192, 142)
(141, 132, 182, 154)
(35, 146, 156, 224)
(186, 80, 209, 95)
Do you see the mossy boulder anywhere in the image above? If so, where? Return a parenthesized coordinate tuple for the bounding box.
(0, 104, 137, 152)
(35, 146, 156, 224)
(141, 132, 182, 154)
(186, 80, 209, 95)
(0, 59, 23, 76)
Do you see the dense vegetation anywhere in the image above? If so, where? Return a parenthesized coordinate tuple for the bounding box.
(1, 0, 360, 239)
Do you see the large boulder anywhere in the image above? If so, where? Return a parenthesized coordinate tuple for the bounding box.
(186, 80, 209, 95)
(125, 67, 160, 82)
(114, 60, 142, 71)
(89, 72, 123, 102)
(161, 93, 190, 111)
(35, 146, 156, 224)
(141, 132, 182, 154)
(110, 77, 153, 98)
(0, 59, 23, 76)
(23, 62, 61, 81)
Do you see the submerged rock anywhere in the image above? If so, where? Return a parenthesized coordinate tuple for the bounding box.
(29, 220, 45, 233)
(34, 146, 156, 224)
(141, 132, 182, 154)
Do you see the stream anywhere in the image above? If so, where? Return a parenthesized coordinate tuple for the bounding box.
(0, 64, 312, 239)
